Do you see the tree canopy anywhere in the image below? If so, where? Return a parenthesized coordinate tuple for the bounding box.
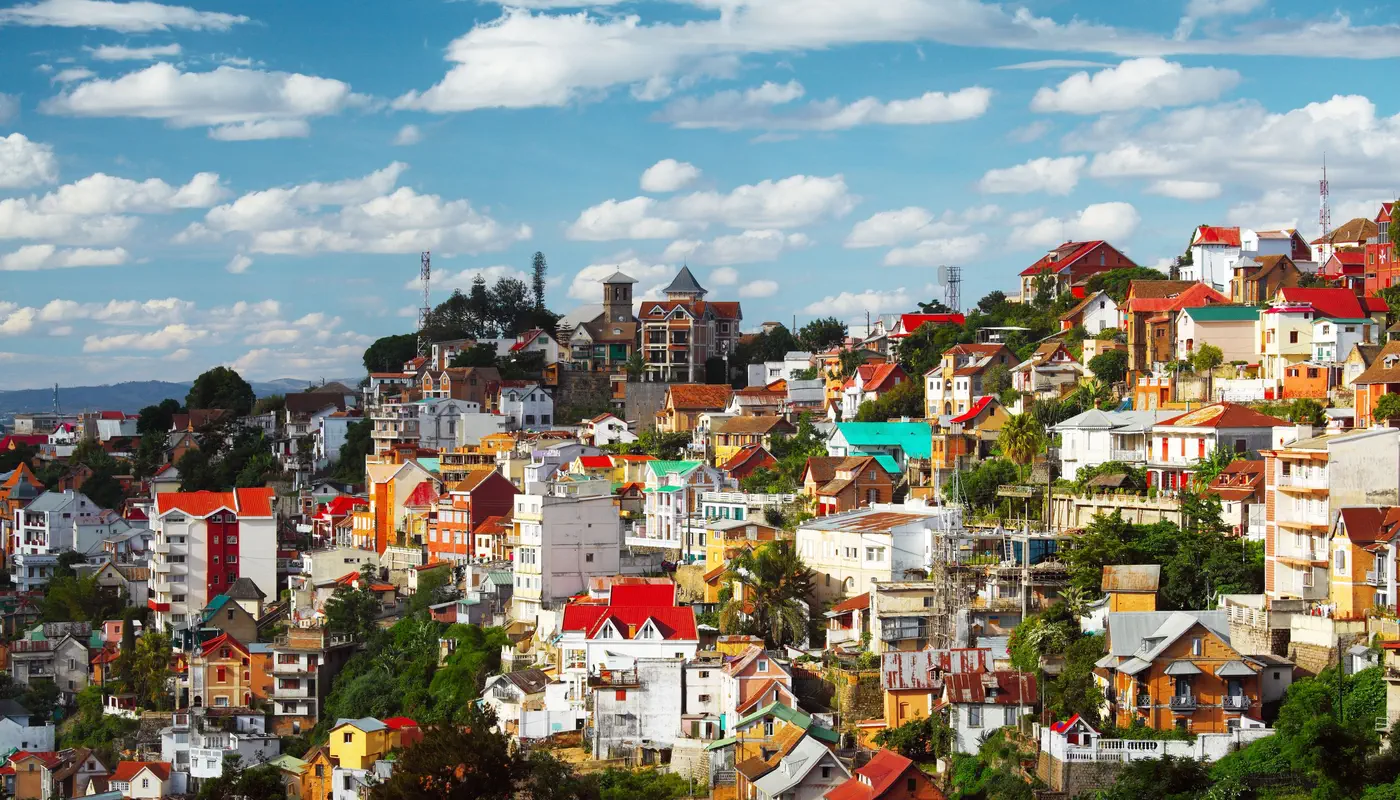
(186, 367, 255, 416)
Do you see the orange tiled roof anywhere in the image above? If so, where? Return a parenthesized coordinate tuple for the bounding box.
(154, 488, 274, 518)
(667, 384, 733, 411)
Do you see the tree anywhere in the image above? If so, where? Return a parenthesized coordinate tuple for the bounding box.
(324, 578, 382, 641)
(251, 394, 285, 416)
(367, 705, 521, 800)
(837, 349, 866, 380)
(959, 458, 1019, 510)
(1087, 349, 1128, 386)
(122, 631, 175, 710)
(53, 550, 88, 580)
(487, 277, 535, 338)
(895, 321, 964, 377)
(983, 364, 1012, 397)
(718, 541, 816, 649)
(410, 567, 454, 615)
(1086, 756, 1209, 800)
(997, 413, 1045, 472)
(60, 685, 138, 767)
(1377, 393, 1400, 422)
(623, 351, 646, 381)
(1083, 267, 1169, 303)
(42, 574, 126, 624)
(197, 758, 284, 800)
(1192, 446, 1241, 489)
(854, 379, 924, 422)
(1191, 343, 1224, 374)
(186, 367, 255, 416)
(873, 713, 954, 761)
(450, 344, 500, 369)
(331, 419, 372, 484)
(531, 251, 548, 309)
(136, 398, 183, 435)
(797, 317, 847, 352)
(1289, 397, 1327, 426)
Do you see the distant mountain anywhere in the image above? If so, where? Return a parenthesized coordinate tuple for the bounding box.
(0, 378, 362, 415)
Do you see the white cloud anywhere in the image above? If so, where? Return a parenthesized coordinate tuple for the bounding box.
(37, 171, 226, 214)
(82, 322, 206, 352)
(657, 81, 991, 131)
(229, 343, 363, 380)
(568, 257, 677, 301)
(165, 347, 191, 361)
(884, 234, 988, 267)
(0, 0, 248, 31)
(1007, 120, 1052, 143)
(0, 133, 59, 189)
(0, 94, 18, 124)
(803, 287, 914, 319)
(87, 43, 182, 60)
(1226, 188, 1304, 230)
(0, 199, 138, 244)
(226, 253, 251, 273)
(244, 328, 301, 346)
(393, 124, 422, 146)
(1010, 202, 1140, 249)
(0, 305, 37, 335)
(978, 156, 1085, 195)
(640, 159, 700, 193)
(1146, 179, 1221, 200)
(52, 67, 95, 83)
(1187, 0, 1265, 14)
(410, 264, 530, 292)
(709, 266, 738, 286)
(847, 208, 934, 248)
(39, 297, 194, 325)
(567, 197, 688, 241)
(662, 230, 809, 266)
(997, 59, 1113, 70)
(0, 244, 128, 270)
(1031, 58, 1239, 114)
(739, 279, 778, 298)
(41, 63, 366, 140)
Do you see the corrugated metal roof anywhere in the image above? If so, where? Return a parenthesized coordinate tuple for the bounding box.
(1101, 565, 1161, 593)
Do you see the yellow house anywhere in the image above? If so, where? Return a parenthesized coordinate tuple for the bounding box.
(328, 718, 392, 770)
(610, 454, 657, 483)
(711, 416, 796, 465)
(1329, 507, 1400, 621)
(1102, 565, 1161, 612)
(700, 520, 781, 602)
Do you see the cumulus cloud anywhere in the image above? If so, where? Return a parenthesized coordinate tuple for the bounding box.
(226, 253, 251, 273)
(568, 174, 854, 241)
(229, 343, 364, 380)
(41, 63, 367, 140)
(803, 287, 914, 319)
(978, 156, 1085, 195)
(1010, 202, 1140, 249)
(845, 205, 1000, 248)
(409, 264, 530, 292)
(52, 68, 95, 84)
(1030, 58, 1239, 114)
(0, 0, 248, 31)
(82, 322, 206, 352)
(393, 124, 422, 146)
(0, 94, 18, 124)
(87, 42, 182, 60)
(709, 266, 738, 286)
(662, 230, 809, 266)
(884, 234, 988, 267)
(37, 171, 226, 214)
(1146, 179, 1221, 200)
(568, 257, 678, 301)
(0, 133, 59, 189)
(640, 159, 700, 193)
(739, 279, 779, 298)
(656, 80, 991, 131)
(0, 244, 128, 270)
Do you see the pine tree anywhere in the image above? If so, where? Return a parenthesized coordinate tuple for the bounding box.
(531, 251, 548, 309)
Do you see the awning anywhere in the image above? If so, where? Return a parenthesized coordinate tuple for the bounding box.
(1095, 654, 1118, 670)
(1216, 661, 1257, 678)
(1164, 660, 1203, 676)
(1117, 657, 1150, 676)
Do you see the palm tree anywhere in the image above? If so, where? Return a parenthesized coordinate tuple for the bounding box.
(1057, 585, 1092, 619)
(997, 412, 1045, 476)
(718, 541, 816, 649)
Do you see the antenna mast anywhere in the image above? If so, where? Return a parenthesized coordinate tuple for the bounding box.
(944, 265, 962, 313)
(418, 251, 431, 356)
(52, 383, 60, 416)
(1319, 154, 1332, 257)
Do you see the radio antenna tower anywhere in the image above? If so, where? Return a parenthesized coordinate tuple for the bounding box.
(418, 251, 431, 356)
(52, 383, 60, 416)
(944, 264, 962, 312)
(1319, 154, 1332, 254)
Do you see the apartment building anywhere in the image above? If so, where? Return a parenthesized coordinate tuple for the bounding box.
(269, 626, 358, 735)
(1262, 430, 1337, 603)
(425, 468, 518, 564)
(12, 490, 109, 592)
(796, 505, 961, 604)
(1146, 403, 1286, 492)
(636, 460, 728, 556)
(924, 343, 1016, 418)
(637, 267, 742, 382)
(510, 478, 623, 621)
(149, 489, 277, 633)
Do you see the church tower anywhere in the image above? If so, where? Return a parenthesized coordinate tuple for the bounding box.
(601, 271, 636, 323)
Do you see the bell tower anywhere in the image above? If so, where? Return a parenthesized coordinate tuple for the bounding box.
(602, 271, 637, 323)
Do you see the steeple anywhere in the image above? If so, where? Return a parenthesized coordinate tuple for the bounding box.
(601, 270, 636, 324)
(663, 265, 707, 301)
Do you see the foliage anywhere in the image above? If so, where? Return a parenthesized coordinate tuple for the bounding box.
(983, 364, 1013, 397)
(1377, 393, 1400, 422)
(1087, 348, 1129, 386)
(1192, 343, 1224, 374)
(1191, 446, 1242, 490)
(1007, 602, 1079, 672)
(330, 419, 372, 485)
(136, 398, 184, 435)
(623, 351, 646, 381)
(738, 414, 829, 495)
(251, 394, 286, 416)
(733, 323, 799, 367)
(797, 316, 848, 352)
(1073, 461, 1146, 493)
(324, 577, 383, 641)
(854, 378, 924, 422)
(897, 321, 967, 377)
(945, 730, 1037, 800)
(366, 705, 520, 800)
(997, 413, 1045, 469)
(196, 757, 284, 800)
(409, 566, 456, 615)
(60, 686, 139, 767)
(873, 713, 954, 760)
(117, 630, 175, 710)
(837, 349, 867, 380)
(718, 540, 816, 649)
(450, 344, 501, 368)
(1044, 634, 1106, 726)
(594, 767, 691, 800)
(177, 415, 287, 491)
(1084, 756, 1209, 800)
(186, 366, 255, 416)
(1289, 398, 1327, 426)
(1084, 267, 1169, 303)
(363, 333, 419, 374)
(958, 458, 1019, 510)
(790, 366, 819, 380)
(617, 429, 692, 461)
(531, 251, 548, 308)
(41, 573, 126, 624)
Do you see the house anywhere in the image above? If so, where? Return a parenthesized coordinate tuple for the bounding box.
(556, 584, 698, 705)
(944, 671, 1037, 753)
(589, 657, 685, 762)
(499, 381, 554, 429)
(509, 328, 560, 365)
(1010, 342, 1084, 399)
(1319, 250, 1367, 293)
(1051, 409, 1175, 479)
(1097, 610, 1288, 732)
(712, 416, 796, 465)
(9, 623, 93, 704)
(751, 735, 850, 800)
(511, 478, 625, 620)
(825, 593, 870, 652)
(1209, 460, 1266, 540)
(0, 699, 52, 755)
(637, 268, 743, 382)
(1018, 240, 1136, 301)
(426, 468, 519, 565)
(1101, 565, 1160, 612)
(582, 413, 636, 446)
(1124, 282, 1230, 372)
(812, 456, 894, 517)
(1175, 305, 1262, 365)
(267, 754, 307, 799)
(1059, 290, 1119, 334)
(108, 761, 172, 799)
(1343, 343, 1384, 389)
(720, 702, 839, 799)
(637, 461, 728, 556)
(1313, 216, 1377, 265)
(1232, 254, 1302, 305)
(828, 422, 931, 472)
(1328, 506, 1400, 621)
(838, 363, 909, 421)
(12, 489, 108, 592)
(1184, 226, 1243, 292)
(1259, 288, 1387, 381)
(269, 626, 358, 736)
(796, 505, 961, 604)
(656, 384, 735, 433)
(1364, 202, 1396, 295)
(1282, 362, 1330, 400)
(700, 519, 782, 603)
(187, 632, 264, 710)
(1352, 341, 1400, 428)
(888, 314, 965, 355)
(481, 668, 551, 737)
(721, 445, 777, 482)
(565, 270, 638, 376)
(418, 366, 501, 409)
(329, 717, 390, 771)
(1147, 403, 1287, 492)
(8, 748, 108, 800)
(823, 748, 947, 800)
(924, 344, 1017, 418)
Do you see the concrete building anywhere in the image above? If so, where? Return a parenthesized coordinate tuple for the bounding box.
(944, 671, 1037, 754)
(161, 707, 279, 781)
(11, 490, 109, 592)
(1175, 305, 1262, 365)
(0, 699, 54, 755)
(1147, 404, 1287, 492)
(9, 622, 92, 704)
(588, 658, 685, 761)
(1053, 409, 1177, 480)
(795, 505, 961, 604)
(510, 478, 623, 620)
(269, 626, 358, 736)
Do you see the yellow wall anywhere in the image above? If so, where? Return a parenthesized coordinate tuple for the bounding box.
(1108, 591, 1158, 612)
(1330, 539, 1377, 622)
(329, 723, 391, 770)
(885, 688, 936, 729)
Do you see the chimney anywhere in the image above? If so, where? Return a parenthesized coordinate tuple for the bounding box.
(1294, 424, 1315, 441)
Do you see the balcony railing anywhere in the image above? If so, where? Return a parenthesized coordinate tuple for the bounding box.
(1109, 448, 1147, 462)
(1222, 695, 1251, 712)
(1169, 695, 1197, 712)
(1368, 569, 1385, 587)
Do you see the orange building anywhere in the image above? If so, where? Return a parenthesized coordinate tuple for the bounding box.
(301, 746, 335, 800)
(188, 633, 266, 709)
(809, 456, 894, 516)
(825, 748, 947, 800)
(1282, 362, 1330, 399)
(0, 464, 42, 560)
(1353, 341, 1400, 427)
(1329, 507, 1400, 620)
(1101, 565, 1160, 612)
(426, 468, 519, 564)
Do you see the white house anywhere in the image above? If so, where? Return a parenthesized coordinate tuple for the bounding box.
(481, 668, 550, 733)
(500, 381, 554, 429)
(0, 698, 53, 754)
(1184, 226, 1243, 292)
(416, 398, 482, 451)
(589, 658, 685, 760)
(751, 735, 850, 800)
(748, 351, 815, 386)
(1060, 290, 1119, 334)
(314, 411, 360, 469)
(944, 671, 1037, 754)
(795, 504, 961, 604)
(1147, 403, 1285, 492)
(161, 708, 279, 781)
(12, 490, 110, 592)
(1052, 409, 1179, 479)
(636, 460, 728, 555)
(582, 413, 636, 446)
(510, 478, 622, 621)
(508, 329, 561, 365)
(556, 583, 698, 706)
(1312, 316, 1380, 365)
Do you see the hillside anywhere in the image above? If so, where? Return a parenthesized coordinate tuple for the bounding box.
(0, 378, 357, 415)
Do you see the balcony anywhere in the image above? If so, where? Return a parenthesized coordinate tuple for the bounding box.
(1109, 448, 1148, 463)
(1222, 695, 1251, 712)
(155, 542, 171, 554)
(1169, 695, 1197, 712)
(1135, 693, 1151, 709)
(1369, 569, 1385, 587)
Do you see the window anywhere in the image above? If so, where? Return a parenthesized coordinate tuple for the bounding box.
(763, 719, 775, 736)
(585, 553, 593, 563)
(227, 536, 237, 544)
(344, 732, 354, 743)
(615, 690, 627, 701)
(1289, 331, 1299, 344)
(315, 765, 324, 778)
(698, 670, 710, 678)
(1336, 549, 1347, 572)
(142, 778, 149, 789)
(908, 778, 918, 792)
(699, 694, 711, 702)
(969, 706, 983, 728)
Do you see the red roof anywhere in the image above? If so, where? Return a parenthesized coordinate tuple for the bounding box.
(894, 313, 965, 335)
(825, 749, 929, 800)
(510, 329, 547, 352)
(199, 631, 250, 658)
(0, 434, 47, 450)
(155, 488, 274, 518)
(830, 593, 870, 614)
(721, 445, 776, 475)
(473, 515, 509, 536)
(1158, 402, 1287, 429)
(383, 716, 420, 730)
(577, 455, 614, 469)
(862, 362, 907, 392)
(319, 496, 369, 519)
(945, 671, 1037, 705)
(404, 480, 438, 509)
(9, 751, 62, 769)
(1380, 202, 1394, 225)
(1018, 240, 1117, 277)
(1273, 287, 1387, 319)
(111, 761, 172, 783)
(1125, 283, 1229, 313)
(950, 395, 995, 424)
(610, 583, 677, 606)
(1194, 225, 1242, 247)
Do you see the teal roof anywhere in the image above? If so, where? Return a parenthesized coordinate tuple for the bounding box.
(1182, 305, 1263, 322)
(645, 486, 684, 493)
(417, 458, 441, 474)
(835, 422, 932, 459)
(705, 736, 738, 751)
(487, 570, 513, 586)
(647, 460, 701, 479)
(872, 454, 900, 474)
(733, 702, 840, 744)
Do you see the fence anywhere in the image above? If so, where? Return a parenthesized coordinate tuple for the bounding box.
(1040, 726, 1275, 764)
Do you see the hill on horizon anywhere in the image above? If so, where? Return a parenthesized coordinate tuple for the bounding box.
(0, 378, 361, 416)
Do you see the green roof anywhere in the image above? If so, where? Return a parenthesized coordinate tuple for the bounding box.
(1182, 305, 1263, 322)
(872, 454, 900, 475)
(733, 702, 840, 744)
(644, 485, 684, 493)
(268, 754, 308, 772)
(647, 460, 701, 479)
(416, 458, 441, 474)
(835, 422, 932, 460)
(705, 736, 738, 751)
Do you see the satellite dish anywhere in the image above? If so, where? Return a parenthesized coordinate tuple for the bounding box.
(936, 264, 948, 285)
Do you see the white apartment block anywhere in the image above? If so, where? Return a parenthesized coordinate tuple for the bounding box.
(510, 478, 623, 621)
(12, 490, 107, 592)
(796, 504, 962, 604)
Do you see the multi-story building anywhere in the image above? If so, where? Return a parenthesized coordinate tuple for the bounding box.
(638, 267, 742, 382)
(1010, 341, 1084, 399)
(795, 505, 961, 605)
(9, 622, 92, 704)
(0, 464, 42, 562)
(711, 416, 795, 465)
(1124, 283, 1230, 373)
(1261, 429, 1339, 603)
(564, 272, 638, 403)
(1363, 202, 1396, 295)
(556, 583, 698, 705)
(498, 381, 554, 429)
(269, 626, 358, 735)
(425, 468, 518, 564)
(1175, 305, 1262, 365)
(187, 632, 265, 710)
(810, 456, 893, 517)
(635, 460, 728, 557)
(1328, 506, 1400, 620)
(1184, 225, 1243, 292)
(1259, 288, 1387, 380)
(510, 478, 623, 620)
(1053, 409, 1177, 480)
(1017, 240, 1136, 301)
(149, 489, 277, 633)
(12, 490, 107, 592)
(655, 384, 734, 434)
(945, 671, 1038, 754)
(838, 363, 909, 420)
(1146, 403, 1286, 492)
(924, 343, 1016, 418)
(161, 707, 280, 782)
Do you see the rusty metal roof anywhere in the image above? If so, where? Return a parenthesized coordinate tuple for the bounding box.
(1101, 564, 1161, 593)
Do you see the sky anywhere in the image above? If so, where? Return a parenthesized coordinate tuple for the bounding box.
(2, 0, 1400, 389)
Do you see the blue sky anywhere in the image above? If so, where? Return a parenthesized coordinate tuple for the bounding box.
(2, 0, 1400, 388)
